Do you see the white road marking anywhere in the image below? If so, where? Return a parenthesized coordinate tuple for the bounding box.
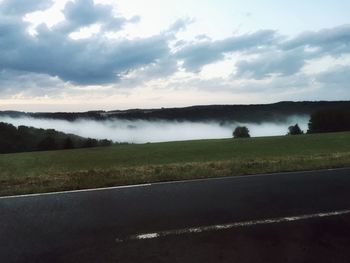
(1, 167, 349, 199)
(0, 183, 152, 200)
(137, 233, 160, 239)
(116, 209, 350, 243)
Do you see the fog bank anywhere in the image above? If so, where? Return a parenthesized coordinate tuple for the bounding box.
(0, 116, 309, 143)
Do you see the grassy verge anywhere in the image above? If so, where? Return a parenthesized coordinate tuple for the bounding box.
(1, 132, 350, 196)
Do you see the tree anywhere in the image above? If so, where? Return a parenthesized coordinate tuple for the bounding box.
(84, 138, 98, 148)
(0, 122, 19, 152)
(63, 137, 74, 149)
(308, 108, 350, 134)
(287, 124, 303, 135)
(100, 139, 113, 147)
(37, 136, 58, 151)
(233, 126, 250, 138)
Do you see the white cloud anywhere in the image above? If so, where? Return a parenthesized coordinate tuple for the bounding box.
(0, 0, 349, 111)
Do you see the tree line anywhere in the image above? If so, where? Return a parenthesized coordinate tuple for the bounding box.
(233, 108, 350, 138)
(0, 122, 112, 154)
(1, 101, 350, 123)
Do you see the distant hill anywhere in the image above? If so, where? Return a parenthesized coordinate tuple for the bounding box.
(1, 101, 350, 123)
(0, 122, 112, 154)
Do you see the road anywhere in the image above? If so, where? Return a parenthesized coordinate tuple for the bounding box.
(1, 168, 350, 262)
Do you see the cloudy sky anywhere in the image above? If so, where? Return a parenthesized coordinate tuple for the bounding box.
(0, 0, 349, 112)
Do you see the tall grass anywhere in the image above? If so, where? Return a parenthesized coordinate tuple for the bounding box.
(1, 132, 350, 196)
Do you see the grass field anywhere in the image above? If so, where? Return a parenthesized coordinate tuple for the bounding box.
(1, 132, 350, 196)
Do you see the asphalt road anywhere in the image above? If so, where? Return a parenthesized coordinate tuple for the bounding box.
(1, 168, 350, 262)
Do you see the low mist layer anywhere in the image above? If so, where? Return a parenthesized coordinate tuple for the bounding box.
(0, 116, 309, 143)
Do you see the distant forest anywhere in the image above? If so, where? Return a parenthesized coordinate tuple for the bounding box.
(0, 101, 350, 154)
(308, 107, 350, 134)
(0, 122, 112, 154)
(1, 101, 349, 123)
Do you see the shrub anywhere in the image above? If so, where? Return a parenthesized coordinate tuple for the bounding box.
(233, 126, 250, 138)
(287, 124, 304, 135)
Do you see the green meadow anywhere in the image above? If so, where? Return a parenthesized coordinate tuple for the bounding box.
(1, 132, 350, 196)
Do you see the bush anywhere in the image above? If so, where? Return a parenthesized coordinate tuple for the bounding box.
(233, 126, 250, 138)
(84, 138, 98, 148)
(100, 139, 113, 147)
(287, 124, 303, 135)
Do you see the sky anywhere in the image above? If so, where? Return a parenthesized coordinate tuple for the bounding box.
(0, 0, 349, 112)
